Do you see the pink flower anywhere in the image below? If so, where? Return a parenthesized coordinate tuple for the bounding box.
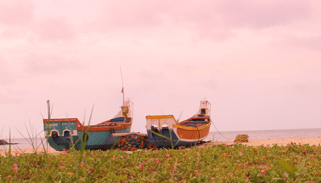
(165, 149, 168, 151)
(178, 147, 181, 150)
(15, 152, 18, 156)
(91, 152, 94, 156)
(244, 163, 248, 167)
(239, 152, 242, 156)
(139, 163, 143, 168)
(167, 154, 170, 158)
(106, 150, 109, 152)
(145, 149, 148, 153)
(197, 152, 200, 156)
(211, 177, 215, 181)
(8, 175, 12, 181)
(199, 146, 203, 149)
(261, 170, 266, 177)
(291, 142, 293, 145)
(63, 149, 65, 151)
(155, 158, 160, 163)
(60, 165, 64, 168)
(41, 153, 44, 156)
(197, 162, 199, 166)
(307, 181, 312, 183)
(80, 162, 84, 167)
(299, 143, 301, 146)
(228, 173, 231, 179)
(319, 143, 320, 146)
(83, 153, 85, 157)
(13, 164, 18, 172)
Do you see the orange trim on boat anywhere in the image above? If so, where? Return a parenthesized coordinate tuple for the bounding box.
(176, 124, 210, 140)
(173, 123, 210, 131)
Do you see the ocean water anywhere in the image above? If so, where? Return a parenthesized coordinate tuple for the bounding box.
(0, 137, 48, 150)
(1, 128, 321, 150)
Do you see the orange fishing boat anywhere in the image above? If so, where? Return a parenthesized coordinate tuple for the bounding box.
(146, 99, 211, 148)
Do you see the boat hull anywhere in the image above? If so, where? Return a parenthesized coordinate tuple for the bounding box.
(174, 124, 211, 141)
(146, 124, 210, 148)
(146, 100, 212, 148)
(43, 118, 132, 151)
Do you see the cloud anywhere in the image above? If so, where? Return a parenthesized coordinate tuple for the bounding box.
(0, 57, 17, 85)
(32, 17, 77, 42)
(0, 0, 34, 26)
(214, 1, 311, 29)
(0, 0, 314, 42)
(0, 0, 76, 42)
(284, 36, 321, 51)
(87, 0, 313, 41)
(24, 54, 85, 74)
(0, 0, 35, 39)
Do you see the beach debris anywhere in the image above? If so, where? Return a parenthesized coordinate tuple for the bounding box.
(234, 134, 249, 143)
(118, 134, 159, 151)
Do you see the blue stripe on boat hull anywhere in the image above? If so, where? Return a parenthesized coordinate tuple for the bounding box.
(147, 129, 201, 148)
(47, 126, 131, 151)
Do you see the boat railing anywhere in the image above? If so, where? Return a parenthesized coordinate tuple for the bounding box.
(181, 121, 209, 127)
(94, 121, 130, 127)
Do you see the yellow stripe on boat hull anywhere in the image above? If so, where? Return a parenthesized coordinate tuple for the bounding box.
(173, 123, 211, 131)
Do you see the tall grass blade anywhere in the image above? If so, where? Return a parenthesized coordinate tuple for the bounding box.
(9, 128, 11, 157)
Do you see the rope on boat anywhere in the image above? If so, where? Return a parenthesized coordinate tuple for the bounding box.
(211, 121, 235, 140)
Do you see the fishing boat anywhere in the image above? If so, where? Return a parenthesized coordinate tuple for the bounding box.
(146, 99, 212, 148)
(43, 89, 133, 151)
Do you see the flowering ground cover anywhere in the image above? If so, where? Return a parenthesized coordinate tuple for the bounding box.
(0, 143, 320, 182)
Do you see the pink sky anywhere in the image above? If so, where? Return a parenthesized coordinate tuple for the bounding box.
(1, 0, 321, 139)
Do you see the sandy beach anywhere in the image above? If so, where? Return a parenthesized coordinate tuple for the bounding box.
(1, 136, 321, 156)
(203, 136, 321, 147)
(0, 146, 61, 156)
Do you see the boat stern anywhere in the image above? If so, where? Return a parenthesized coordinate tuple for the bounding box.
(43, 118, 81, 151)
(146, 115, 179, 147)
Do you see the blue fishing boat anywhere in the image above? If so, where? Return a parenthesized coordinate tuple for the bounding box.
(43, 89, 133, 151)
(146, 99, 211, 148)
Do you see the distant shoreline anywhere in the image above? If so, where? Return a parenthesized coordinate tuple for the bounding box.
(0, 143, 18, 146)
(210, 136, 321, 147)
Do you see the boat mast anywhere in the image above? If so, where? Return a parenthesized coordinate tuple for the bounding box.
(120, 66, 125, 106)
(47, 100, 51, 119)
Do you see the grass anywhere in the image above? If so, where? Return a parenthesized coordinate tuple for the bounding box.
(1, 143, 321, 182)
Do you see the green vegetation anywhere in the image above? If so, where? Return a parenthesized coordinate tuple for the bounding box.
(1, 143, 320, 182)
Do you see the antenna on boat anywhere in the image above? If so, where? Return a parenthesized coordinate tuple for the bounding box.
(175, 111, 183, 125)
(120, 66, 129, 118)
(120, 66, 125, 106)
(47, 100, 51, 119)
